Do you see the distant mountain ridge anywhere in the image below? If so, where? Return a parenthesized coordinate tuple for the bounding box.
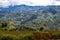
(0, 5, 60, 19)
(0, 5, 58, 11)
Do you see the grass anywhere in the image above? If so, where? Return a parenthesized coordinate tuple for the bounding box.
(0, 31, 60, 40)
(0, 33, 33, 40)
(0, 31, 33, 40)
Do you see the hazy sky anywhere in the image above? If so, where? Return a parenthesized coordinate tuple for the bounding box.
(0, 0, 60, 7)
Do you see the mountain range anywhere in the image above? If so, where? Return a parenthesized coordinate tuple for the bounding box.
(0, 5, 60, 30)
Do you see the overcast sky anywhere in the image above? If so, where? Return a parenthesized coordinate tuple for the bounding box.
(0, 0, 60, 8)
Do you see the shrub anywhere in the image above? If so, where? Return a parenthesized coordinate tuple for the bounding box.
(52, 33, 60, 39)
(39, 27, 44, 31)
(0, 35, 17, 40)
(0, 33, 33, 40)
(18, 33, 33, 40)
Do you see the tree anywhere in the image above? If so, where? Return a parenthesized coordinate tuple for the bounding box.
(39, 27, 44, 31)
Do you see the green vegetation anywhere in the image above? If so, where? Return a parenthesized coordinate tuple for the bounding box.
(0, 31, 60, 40)
(0, 20, 60, 40)
(0, 5, 60, 40)
(0, 33, 32, 40)
(0, 6, 60, 31)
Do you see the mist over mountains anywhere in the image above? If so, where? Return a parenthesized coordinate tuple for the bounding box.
(0, 5, 60, 30)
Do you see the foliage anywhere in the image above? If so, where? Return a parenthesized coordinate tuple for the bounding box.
(0, 32, 33, 40)
(0, 6, 60, 31)
(0, 31, 60, 40)
(0, 20, 17, 31)
(39, 27, 44, 31)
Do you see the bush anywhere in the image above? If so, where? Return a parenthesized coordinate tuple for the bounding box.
(18, 33, 33, 40)
(39, 27, 44, 31)
(52, 33, 60, 39)
(0, 35, 17, 40)
(0, 33, 33, 40)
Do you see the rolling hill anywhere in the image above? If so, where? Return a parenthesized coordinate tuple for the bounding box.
(0, 5, 60, 30)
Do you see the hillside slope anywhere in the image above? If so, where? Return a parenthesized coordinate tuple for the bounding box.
(0, 5, 60, 30)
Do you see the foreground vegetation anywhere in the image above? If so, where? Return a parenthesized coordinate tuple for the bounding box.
(0, 20, 60, 40)
(0, 31, 60, 40)
(0, 19, 60, 40)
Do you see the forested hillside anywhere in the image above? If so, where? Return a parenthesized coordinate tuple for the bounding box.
(0, 5, 60, 31)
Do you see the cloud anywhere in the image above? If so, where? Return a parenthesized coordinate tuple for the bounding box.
(0, 0, 10, 8)
(0, 0, 60, 8)
(25, 0, 55, 6)
(53, 0, 60, 5)
(55, 0, 60, 1)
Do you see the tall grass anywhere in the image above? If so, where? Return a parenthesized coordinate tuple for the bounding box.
(0, 31, 60, 40)
(0, 33, 33, 40)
